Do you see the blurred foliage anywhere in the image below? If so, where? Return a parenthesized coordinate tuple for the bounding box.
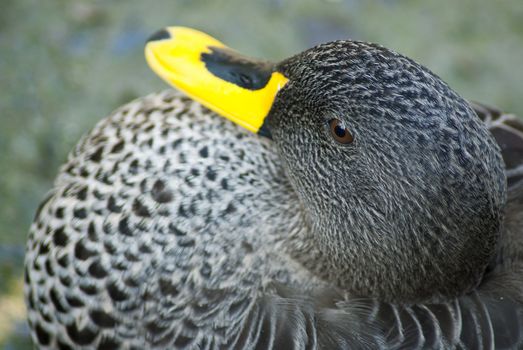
(1, 0, 522, 348)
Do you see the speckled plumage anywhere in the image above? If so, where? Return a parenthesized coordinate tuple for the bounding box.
(271, 41, 507, 302)
(25, 91, 328, 348)
(25, 40, 523, 349)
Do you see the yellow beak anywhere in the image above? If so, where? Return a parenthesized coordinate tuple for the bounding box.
(145, 26, 288, 134)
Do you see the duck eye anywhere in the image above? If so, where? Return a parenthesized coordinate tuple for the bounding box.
(328, 119, 353, 144)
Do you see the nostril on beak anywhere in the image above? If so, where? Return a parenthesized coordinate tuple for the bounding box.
(146, 29, 171, 43)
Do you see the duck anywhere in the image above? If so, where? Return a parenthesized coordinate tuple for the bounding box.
(24, 26, 523, 349)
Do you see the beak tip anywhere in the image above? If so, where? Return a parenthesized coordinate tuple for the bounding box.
(146, 28, 171, 44)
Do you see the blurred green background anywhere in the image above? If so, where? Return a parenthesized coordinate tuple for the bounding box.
(1, 0, 522, 347)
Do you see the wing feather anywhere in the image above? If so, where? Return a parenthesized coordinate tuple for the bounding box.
(231, 289, 523, 349)
(472, 101, 523, 187)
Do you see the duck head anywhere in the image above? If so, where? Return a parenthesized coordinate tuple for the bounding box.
(145, 27, 507, 302)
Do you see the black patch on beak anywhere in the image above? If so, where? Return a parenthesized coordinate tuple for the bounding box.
(147, 29, 171, 43)
(201, 47, 274, 90)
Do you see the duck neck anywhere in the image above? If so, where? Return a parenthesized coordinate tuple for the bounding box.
(286, 179, 501, 303)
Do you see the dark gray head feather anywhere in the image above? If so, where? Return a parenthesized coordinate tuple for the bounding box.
(268, 40, 506, 302)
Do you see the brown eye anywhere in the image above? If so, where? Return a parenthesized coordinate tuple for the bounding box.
(328, 119, 353, 144)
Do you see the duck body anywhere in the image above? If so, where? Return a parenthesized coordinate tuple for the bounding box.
(25, 90, 325, 348)
(25, 90, 523, 349)
(25, 28, 523, 349)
